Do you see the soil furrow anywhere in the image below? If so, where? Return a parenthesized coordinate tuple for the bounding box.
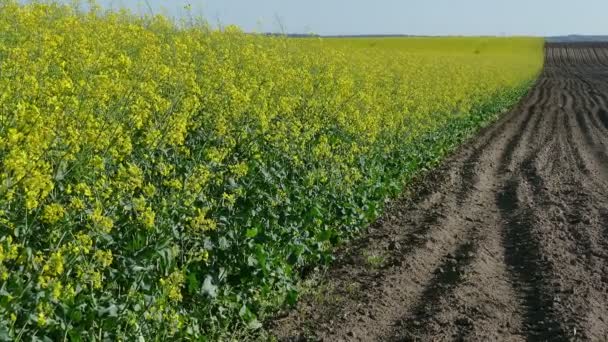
(496, 176, 567, 341)
(393, 239, 478, 342)
(456, 80, 545, 197)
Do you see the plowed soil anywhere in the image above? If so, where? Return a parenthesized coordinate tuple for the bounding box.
(269, 43, 608, 341)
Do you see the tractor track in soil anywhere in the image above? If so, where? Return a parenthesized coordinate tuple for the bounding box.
(269, 43, 608, 342)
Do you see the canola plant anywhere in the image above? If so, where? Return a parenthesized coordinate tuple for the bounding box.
(0, 1, 543, 339)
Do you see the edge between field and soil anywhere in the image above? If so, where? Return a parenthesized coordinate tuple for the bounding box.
(259, 80, 540, 341)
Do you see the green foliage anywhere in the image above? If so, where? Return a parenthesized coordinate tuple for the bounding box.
(0, 1, 543, 339)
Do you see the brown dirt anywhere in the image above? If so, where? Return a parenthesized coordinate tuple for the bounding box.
(268, 43, 608, 341)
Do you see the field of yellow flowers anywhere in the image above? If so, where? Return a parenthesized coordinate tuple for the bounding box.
(0, 1, 543, 340)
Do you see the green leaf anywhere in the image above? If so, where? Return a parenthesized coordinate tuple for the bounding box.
(246, 227, 258, 238)
(97, 304, 119, 318)
(201, 276, 218, 298)
(68, 331, 82, 342)
(187, 272, 200, 294)
(286, 289, 298, 306)
(247, 318, 262, 330)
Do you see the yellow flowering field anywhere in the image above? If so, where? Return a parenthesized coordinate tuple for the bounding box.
(0, 1, 543, 339)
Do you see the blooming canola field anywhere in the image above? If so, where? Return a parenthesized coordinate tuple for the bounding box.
(0, 1, 543, 339)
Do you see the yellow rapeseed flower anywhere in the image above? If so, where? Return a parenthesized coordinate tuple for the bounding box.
(41, 203, 65, 224)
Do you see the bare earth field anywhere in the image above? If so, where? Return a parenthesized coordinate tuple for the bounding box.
(270, 43, 608, 341)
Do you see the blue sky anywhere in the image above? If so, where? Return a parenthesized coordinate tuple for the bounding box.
(88, 1, 607, 36)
